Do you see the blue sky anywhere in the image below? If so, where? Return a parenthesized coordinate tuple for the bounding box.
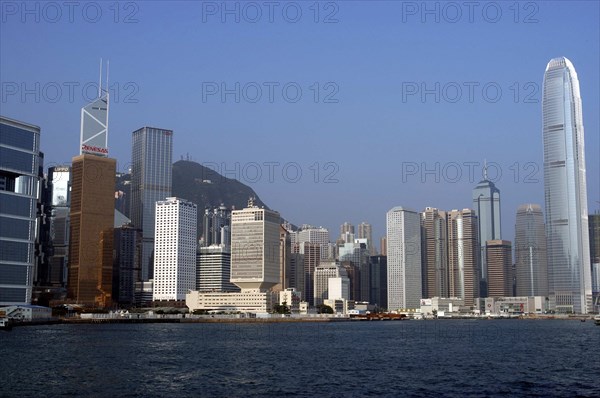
(1, 1, 599, 246)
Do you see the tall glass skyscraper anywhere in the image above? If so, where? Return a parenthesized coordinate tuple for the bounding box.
(514, 204, 548, 297)
(543, 57, 592, 314)
(473, 173, 502, 297)
(0, 116, 41, 305)
(130, 127, 173, 281)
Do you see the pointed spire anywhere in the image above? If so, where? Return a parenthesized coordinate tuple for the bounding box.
(483, 159, 488, 180)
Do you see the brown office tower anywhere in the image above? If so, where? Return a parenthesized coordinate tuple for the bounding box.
(420, 207, 448, 299)
(68, 154, 116, 307)
(447, 209, 480, 307)
(486, 240, 513, 297)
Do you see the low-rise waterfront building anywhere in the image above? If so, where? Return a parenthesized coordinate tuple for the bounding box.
(185, 290, 277, 313)
(478, 296, 547, 315)
(419, 297, 465, 316)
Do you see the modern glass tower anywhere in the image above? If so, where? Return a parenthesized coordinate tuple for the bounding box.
(542, 57, 592, 314)
(0, 116, 41, 305)
(473, 171, 502, 297)
(514, 204, 548, 297)
(130, 127, 173, 281)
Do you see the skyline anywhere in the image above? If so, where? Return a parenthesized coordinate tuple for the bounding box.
(1, 1, 599, 245)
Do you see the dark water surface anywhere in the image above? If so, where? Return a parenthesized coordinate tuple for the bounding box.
(1, 320, 599, 397)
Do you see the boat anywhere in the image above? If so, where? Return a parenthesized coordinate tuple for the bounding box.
(594, 316, 600, 326)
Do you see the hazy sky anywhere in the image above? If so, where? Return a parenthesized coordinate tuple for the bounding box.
(2, 1, 599, 247)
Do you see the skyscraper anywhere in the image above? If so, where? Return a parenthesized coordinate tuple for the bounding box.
(340, 222, 355, 244)
(230, 199, 281, 291)
(420, 207, 448, 299)
(113, 224, 142, 305)
(369, 255, 388, 309)
(314, 262, 348, 306)
(339, 241, 370, 302)
(340, 222, 355, 236)
(357, 222, 375, 255)
(473, 169, 502, 297)
(514, 204, 548, 297)
(447, 209, 480, 307)
(34, 165, 71, 303)
(68, 73, 115, 308)
(542, 57, 592, 314)
(297, 225, 330, 260)
(130, 127, 173, 281)
(196, 245, 238, 293)
(486, 240, 513, 298)
(386, 207, 422, 310)
(202, 204, 230, 247)
(588, 214, 600, 312)
(153, 197, 197, 301)
(68, 154, 116, 306)
(0, 116, 41, 305)
(292, 241, 320, 306)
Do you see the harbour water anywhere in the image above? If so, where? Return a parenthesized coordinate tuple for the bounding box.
(1, 320, 599, 397)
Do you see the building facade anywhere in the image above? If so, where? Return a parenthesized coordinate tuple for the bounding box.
(130, 127, 173, 281)
(196, 245, 238, 293)
(447, 209, 480, 307)
(542, 57, 592, 313)
(486, 240, 513, 298)
(230, 200, 281, 291)
(292, 241, 320, 306)
(473, 173, 502, 297)
(589, 214, 600, 311)
(420, 207, 449, 299)
(68, 154, 116, 307)
(153, 197, 197, 301)
(297, 225, 330, 261)
(202, 204, 230, 247)
(386, 207, 422, 310)
(357, 222, 375, 255)
(45, 166, 71, 294)
(113, 224, 142, 305)
(369, 255, 387, 310)
(0, 116, 41, 305)
(514, 204, 548, 297)
(313, 261, 348, 306)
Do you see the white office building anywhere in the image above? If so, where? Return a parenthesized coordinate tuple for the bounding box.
(314, 261, 348, 306)
(153, 197, 197, 301)
(230, 199, 281, 291)
(387, 207, 422, 310)
(297, 225, 331, 260)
